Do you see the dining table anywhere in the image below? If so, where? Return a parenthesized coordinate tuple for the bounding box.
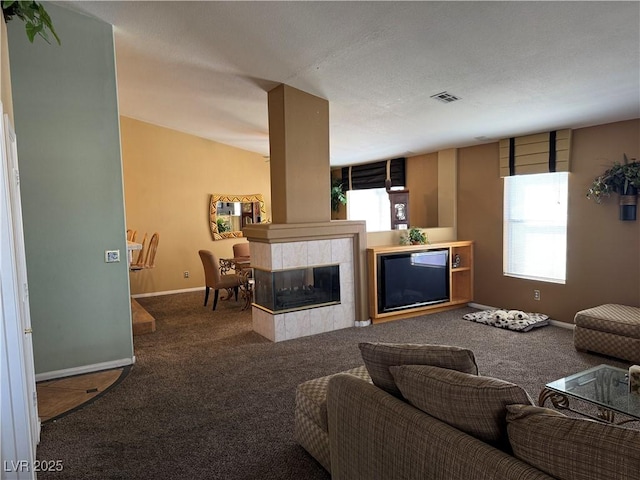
(219, 257, 254, 310)
(127, 240, 142, 265)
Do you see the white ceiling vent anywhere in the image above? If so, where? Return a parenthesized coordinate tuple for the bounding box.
(430, 91, 461, 103)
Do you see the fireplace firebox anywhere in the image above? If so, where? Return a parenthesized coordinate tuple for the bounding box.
(254, 265, 340, 313)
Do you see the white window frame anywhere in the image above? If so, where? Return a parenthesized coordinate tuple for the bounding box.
(503, 172, 568, 284)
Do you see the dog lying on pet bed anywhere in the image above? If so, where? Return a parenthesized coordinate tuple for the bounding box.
(462, 309, 549, 332)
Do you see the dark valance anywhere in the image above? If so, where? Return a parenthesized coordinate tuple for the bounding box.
(341, 157, 406, 190)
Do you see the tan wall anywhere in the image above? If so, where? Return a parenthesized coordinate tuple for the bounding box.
(458, 119, 640, 324)
(406, 153, 438, 227)
(121, 116, 271, 295)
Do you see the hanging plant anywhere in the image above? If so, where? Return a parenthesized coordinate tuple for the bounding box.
(587, 154, 639, 221)
(331, 178, 347, 212)
(2, 1, 61, 45)
(587, 154, 640, 203)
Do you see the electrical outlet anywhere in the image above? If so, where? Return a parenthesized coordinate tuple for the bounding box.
(105, 250, 120, 263)
(533, 289, 541, 301)
(183, 271, 190, 279)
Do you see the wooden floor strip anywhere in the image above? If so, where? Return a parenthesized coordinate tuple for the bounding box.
(37, 366, 130, 423)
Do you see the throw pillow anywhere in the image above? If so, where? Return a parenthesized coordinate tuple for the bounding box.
(358, 342, 478, 397)
(390, 365, 532, 448)
(507, 404, 640, 480)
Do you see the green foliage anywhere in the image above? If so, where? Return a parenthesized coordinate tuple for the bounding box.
(587, 154, 639, 203)
(400, 227, 428, 245)
(331, 178, 347, 212)
(2, 1, 61, 45)
(216, 217, 230, 233)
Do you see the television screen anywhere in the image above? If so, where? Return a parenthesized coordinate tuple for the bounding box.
(378, 249, 449, 312)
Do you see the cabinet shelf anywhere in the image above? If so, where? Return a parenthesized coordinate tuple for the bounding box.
(367, 240, 474, 323)
(452, 266, 471, 272)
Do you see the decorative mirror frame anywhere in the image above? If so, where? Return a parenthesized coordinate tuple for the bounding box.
(209, 193, 267, 240)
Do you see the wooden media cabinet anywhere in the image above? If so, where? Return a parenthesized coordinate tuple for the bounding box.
(367, 240, 473, 323)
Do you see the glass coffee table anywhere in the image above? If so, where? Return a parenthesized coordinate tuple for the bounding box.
(539, 364, 640, 424)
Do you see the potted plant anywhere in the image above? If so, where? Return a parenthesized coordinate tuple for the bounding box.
(331, 178, 347, 212)
(400, 227, 428, 245)
(587, 154, 640, 221)
(2, 1, 60, 45)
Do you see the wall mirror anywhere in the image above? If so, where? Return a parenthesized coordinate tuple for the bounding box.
(209, 193, 267, 240)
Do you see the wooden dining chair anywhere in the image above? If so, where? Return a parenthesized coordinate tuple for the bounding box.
(130, 233, 147, 271)
(198, 250, 239, 310)
(126, 229, 137, 242)
(145, 233, 159, 268)
(130, 232, 159, 271)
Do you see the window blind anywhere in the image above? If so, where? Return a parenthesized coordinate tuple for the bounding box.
(503, 172, 568, 284)
(499, 129, 572, 177)
(341, 157, 406, 190)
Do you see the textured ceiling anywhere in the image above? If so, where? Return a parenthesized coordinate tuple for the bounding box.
(58, 1, 640, 166)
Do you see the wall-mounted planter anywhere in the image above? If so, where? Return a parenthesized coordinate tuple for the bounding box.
(619, 190, 638, 221)
(586, 154, 639, 222)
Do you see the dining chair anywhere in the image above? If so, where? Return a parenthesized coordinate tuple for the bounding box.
(131, 232, 159, 271)
(232, 242, 250, 260)
(145, 233, 159, 268)
(130, 233, 148, 271)
(126, 229, 137, 242)
(198, 250, 239, 310)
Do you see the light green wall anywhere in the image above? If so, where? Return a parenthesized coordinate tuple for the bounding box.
(7, 5, 133, 375)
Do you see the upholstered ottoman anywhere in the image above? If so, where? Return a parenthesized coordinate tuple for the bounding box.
(294, 366, 371, 472)
(574, 304, 640, 364)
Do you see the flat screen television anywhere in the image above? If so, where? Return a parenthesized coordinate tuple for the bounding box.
(378, 249, 449, 313)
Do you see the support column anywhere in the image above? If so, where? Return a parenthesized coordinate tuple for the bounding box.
(268, 84, 331, 224)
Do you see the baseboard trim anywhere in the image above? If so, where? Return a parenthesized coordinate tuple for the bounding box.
(549, 319, 574, 330)
(467, 302, 574, 330)
(35, 357, 136, 382)
(132, 287, 202, 299)
(467, 302, 493, 311)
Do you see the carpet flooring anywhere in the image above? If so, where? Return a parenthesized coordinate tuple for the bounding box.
(35, 292, 629, 479)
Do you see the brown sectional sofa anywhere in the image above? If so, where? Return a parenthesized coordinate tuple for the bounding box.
(294, 343, 640, 480)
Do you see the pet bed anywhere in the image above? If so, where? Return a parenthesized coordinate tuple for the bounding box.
(462, 310, 549, 332)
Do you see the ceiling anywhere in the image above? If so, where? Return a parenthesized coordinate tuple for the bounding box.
(57, 1, 640, 167)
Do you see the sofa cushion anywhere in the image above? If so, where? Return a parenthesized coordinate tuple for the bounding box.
(390, 365, 532, 448)
(358, 342, 478, 397)
(506, 404, 640, 480)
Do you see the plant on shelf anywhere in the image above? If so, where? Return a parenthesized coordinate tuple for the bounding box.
(2, 1, 61, 45)
(400, 227, 428, 245)
(331, 178, 347, 212)
(586, 154, 639, 221)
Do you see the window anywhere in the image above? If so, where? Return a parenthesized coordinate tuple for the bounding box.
(503, 172, 568, 284)
(347, 188, 391, 232)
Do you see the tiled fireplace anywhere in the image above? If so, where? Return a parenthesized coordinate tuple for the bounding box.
(254, 265, 341, 312)
(244, 85, 367, 341)
(250, 236, 356, 342)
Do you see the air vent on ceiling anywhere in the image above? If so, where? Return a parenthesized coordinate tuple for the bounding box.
(430, 91, 461, 104)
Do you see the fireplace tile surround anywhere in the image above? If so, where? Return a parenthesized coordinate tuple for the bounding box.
(250, 237, 355, 342)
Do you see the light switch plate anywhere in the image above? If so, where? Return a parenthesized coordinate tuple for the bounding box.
(105, 250, 120, 263)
